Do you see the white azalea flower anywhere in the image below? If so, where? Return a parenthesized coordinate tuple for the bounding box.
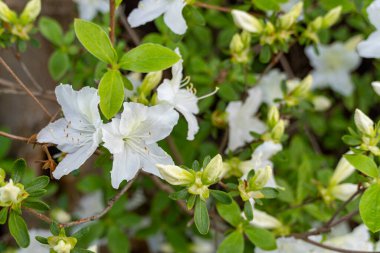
(372, 81, 380, 96)
(157, 48, 200, 141)
(255, 236, 318, 253)
(17, 229, 51, 253)
(305, 42, 361, 96)
(128, 0, 187, 35)
(240, 141, 282, 188)
(73, 0, 109, 20)
(357, 0, 380, 58)
(226, 87, 266, 151)
(256, 69, 287, 106)
(37, 85, 103, 179)
(102, 102, 179, 188)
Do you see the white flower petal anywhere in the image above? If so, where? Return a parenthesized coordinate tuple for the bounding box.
(250, 208, 282, 229)
(163, 0, 187, 35)
(53, 143, 98, 179)
(111, 147, 141, 189)
(357, 31, 380, 58)
(372, 81, 380, 96)
(331, 183, 357, 202)
(141, 143, 174, 177)
(367, 0, 380, 30)
(127, 0, 167, 28)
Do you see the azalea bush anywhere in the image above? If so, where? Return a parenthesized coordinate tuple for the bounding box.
(2, 0, 380, 252)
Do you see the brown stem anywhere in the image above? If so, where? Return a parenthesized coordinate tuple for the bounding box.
(300, 237, 380, 253)
(193, 2, 231, 13)
(0, 57, 52, 117)
(0, 130, 33, 143)
(119, 7, 140, 46)
(109, 0, 116, 44)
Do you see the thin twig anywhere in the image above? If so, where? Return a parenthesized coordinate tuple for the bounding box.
(0, 57, 51, 117)
(23, 207, 53, 223)
(109, 0, 116, 44)
(0, 88, 56, 101)
(300, 237, 380, 253)
(19, 60, 43, 92)
(119, 7, 140, 45)
(193, 2, 231, 13)
(0, 130, 32, 143)
(166, 136, 184, 165)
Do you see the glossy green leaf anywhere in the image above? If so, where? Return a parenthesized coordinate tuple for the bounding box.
(345, 154, 379, 178)
(216, 200, 242, 227)
(98, 70, 125, 119)
(25, 176, 50, 193)
(74, 19, 117, 64)
(194, 198, 210, 235)
(217, 230, 244, 253)
(244, 226, 277, 250)
(9, 212, 30, 248)
(107, 227, 130, 253)
(360, 184, 380, 232)
(119, 43, 180, 73)
(0, 207, 8, 224)
(210, 190, 232, 204)
(48, 50, 70, 80)
(12, 159, 26, 183)
(38, 16, 63, 46)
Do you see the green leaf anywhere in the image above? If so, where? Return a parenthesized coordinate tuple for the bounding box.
(27, 189, 47, 198)
(360, 184, 380, 232)
(217, 230, 244, 253)
(119, 43, 180, 73)
(107, 227, 130, 253)
(194, 198, 210, 235)
(252, 0, 282, 11)
(0, 208, 8, 224)
(74, 19, 117, 64)
(72, 249, 96, 253)
(169, 189, 189, 200)
(35, 236, 48, 244)
(8, 212, 30, 248)
(244, 226, 277, 250)
(98, 70, 125, 119)
(49, 50, 70, 80)
(345, 154, 379, 178)
(50, 222, 60, 236)
(216, 200, 242, 227)
(38, 16, 63, 46)
(187, 194, 196, 209)
(243, 201, 253, 221)
(210, 190, 232, 204)
(23, 198, 50, 211)
(12, 159, 26, 183)
(77, 175, 104, 193)
(259, 45, 272, 63)
(261, 188, 279, 199)
(25, 176, 50, 193)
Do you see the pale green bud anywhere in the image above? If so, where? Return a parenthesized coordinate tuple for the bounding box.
(264, 21, 275, 34)
(188, 172, 210, 200)
(231, 10, 263, 33)
(330, 155, 355, 186)
(309, 16, 323, 31)
(354, 109, 374, 136)
(279, 2, 303, 29)
(140, 71, 162, 95)
(249, 166, 272, 190)
(230, 33, 250, 63)
(293, 75, 312, 97)
(271, 120, 285, 141)
(156, 164, 194, 186)
(230, 34, 245, 53)
(312, 95, 331, 111)
(0, 168, 5, 183)
(48, 236, 77, 253)
(344, 35, 363, 51)
(322, 6, 342, 28)
(0, 1, 17, 23)
(267, 106, 280, 129)
(20, 0, 41, 24)
(51, 209, 71, 223)
(201, 154, 225, 185)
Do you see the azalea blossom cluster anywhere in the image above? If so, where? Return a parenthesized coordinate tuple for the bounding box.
(37, 49, 202, 189)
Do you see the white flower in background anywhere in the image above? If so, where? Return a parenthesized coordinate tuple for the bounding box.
(357, 0, 380, 58)
(248, 208, 283, 230)
(128, 0, 187, 35)
(73, 0, 109, 20)
(102, 102, 179, 188)
(17, 229, 51, 253)
(226, 87, 266, 151)
(157, 48, 200, 141)
(75, 191, 104, 218)
(256, 69, 287, 106)
(305, 41, 361, 96)
(255, 237, 318, 253)
(239, 141, 282, 188)
(37, 85, 103, 179)
(190, 237, 214, 253)
(372, 81, 380, 96)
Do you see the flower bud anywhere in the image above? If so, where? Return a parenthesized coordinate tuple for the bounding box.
(249, 208, 282, 229)
(212, 110, 228, 128)
(249, 166, 272, 190)
(140, 71, 163, 96)
(279, 2, 303, 29)
(201, 154, 225, 185)
(372, 81, 380, 96)
(330, 154, 355, 186)
(331, 183, 357, 201)
(231, 10, 263, 33)
(322, 6, 342, 28)
(295, 75, 312, 97)
(271, 120, 285, 142)
(354, 109, 374, 136)
(20, 0, 41, 24)
(188, 172, 210, 200)
(156, 164, 194, 186)
(344, 35, 362, 51)
(267, 106, 280, 129)
(51, 209, 71, 223)
(0, 179, 21, 204)
(312, 95, 331, 111)
(48, 236, 77, 253)
(0, 1, 17, 23)
(309, 16, 323, 31)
